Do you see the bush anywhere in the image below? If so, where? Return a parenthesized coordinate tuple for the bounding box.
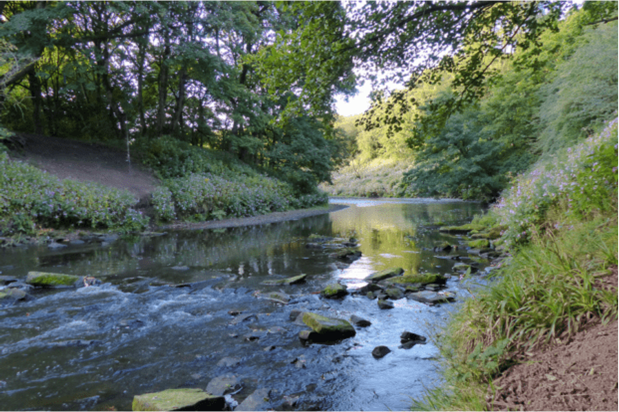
(0, 154, 149, 235)
(152, 172, 328, 222)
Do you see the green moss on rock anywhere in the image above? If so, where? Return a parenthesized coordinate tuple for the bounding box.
(467, 239, 490, 249)
(321, 283, 348, 299)
(386, 273, 446, 286)
(302, 312, 356, 340)
(438, 224, 486, 234)
(26, 271, 80, 287)
(132, 388, 226, 411)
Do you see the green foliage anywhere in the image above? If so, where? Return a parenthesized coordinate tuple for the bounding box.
(320, 158, 409, 198)
(0, 153, 148, 235)
(152, 173, 327, 222)
(537, 21, 618, 155)
(415, 201, 618, 410)
(402, 104, 532, 201)
(136, 136, 257, 180)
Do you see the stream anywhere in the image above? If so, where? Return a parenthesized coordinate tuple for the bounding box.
(0, 198, 487, 411)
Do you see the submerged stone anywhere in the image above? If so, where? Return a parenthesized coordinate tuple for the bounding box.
(302, 312, 356, 341)
(365, 267, 404, 282)
(26, 271, 80, 287)
(350, 315, 371, 327)
(0, 288, 27, 301)
(132, 388, 226, 411)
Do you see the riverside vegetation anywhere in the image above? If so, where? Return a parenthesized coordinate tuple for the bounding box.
(0, 2, 617, 410)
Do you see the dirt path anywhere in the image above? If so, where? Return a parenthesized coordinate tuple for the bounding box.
(14, 133, 158, 200)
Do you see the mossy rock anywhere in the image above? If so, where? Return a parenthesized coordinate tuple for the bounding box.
(471, 225, 506, 240)
(321, 283, 348, 299)
(438, 224, 486, 234)
(452, 263, 476, 273)
(385, 273, 446, 286)
(26, 271, 81, 287)
(302, 312, 356, 340)
(132, 388, 226, 411)
(467, 239, 489, 249)
(261, 273, 307, 286)
(328, 248, 362, 261)
(365, 267, 404, 282)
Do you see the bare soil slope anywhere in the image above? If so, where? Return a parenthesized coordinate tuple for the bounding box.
(14, 133, 158, 200)
(492, 266, 618, 411)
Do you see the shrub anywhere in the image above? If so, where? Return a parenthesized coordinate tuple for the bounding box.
(152, 172, 328, 222)
(0, 154, 149, 235)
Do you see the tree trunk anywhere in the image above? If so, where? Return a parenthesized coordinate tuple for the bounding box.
(27, 67, 43, 134)
(156, 30, 170, 136)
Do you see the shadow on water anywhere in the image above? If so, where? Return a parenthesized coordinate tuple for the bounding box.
(0, 198, 486, 411)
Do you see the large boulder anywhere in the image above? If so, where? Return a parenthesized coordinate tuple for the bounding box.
(132, 388, 226, 411)
(301, 312, 356, 342)
(365, 267, 404, 282)
(320, 283, 348, 299)
(26, 271, 81, 287)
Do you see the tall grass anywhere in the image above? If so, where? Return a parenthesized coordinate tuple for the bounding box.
(412, 120, 618, 410)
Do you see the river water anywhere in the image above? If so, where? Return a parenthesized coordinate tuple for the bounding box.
(0, 198, 486, 411)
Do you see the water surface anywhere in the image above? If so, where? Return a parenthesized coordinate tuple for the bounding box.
(0, 198, 485, 411)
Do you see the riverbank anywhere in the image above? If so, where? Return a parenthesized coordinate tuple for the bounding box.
(158, 204, 347, 231)
(413, 120, 618, 411)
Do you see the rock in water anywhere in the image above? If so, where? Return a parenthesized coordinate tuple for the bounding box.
(372, 346, 391, 358)
(328, 248, 362, 262)
(132, 388, 226, 411)
(321, 283, 348, 299)
(301, 312, 356, 342)
(365, 267, 404, 282)
(261, 273, 307, 286)
(400, 331, 427, 349)
(236, 388, 271, 411)
(26, 271, 81, 287)
(206, 374, 243, 396)
(377, 299, 394, 310)
(350, 315, 371, 327)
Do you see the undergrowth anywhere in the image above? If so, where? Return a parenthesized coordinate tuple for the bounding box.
(0, 153, 149, 235)
(139, 136, 328, 222)
(412, 120, 618, 411)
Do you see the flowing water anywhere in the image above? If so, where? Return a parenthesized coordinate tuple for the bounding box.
(0, 198, 487, 411)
